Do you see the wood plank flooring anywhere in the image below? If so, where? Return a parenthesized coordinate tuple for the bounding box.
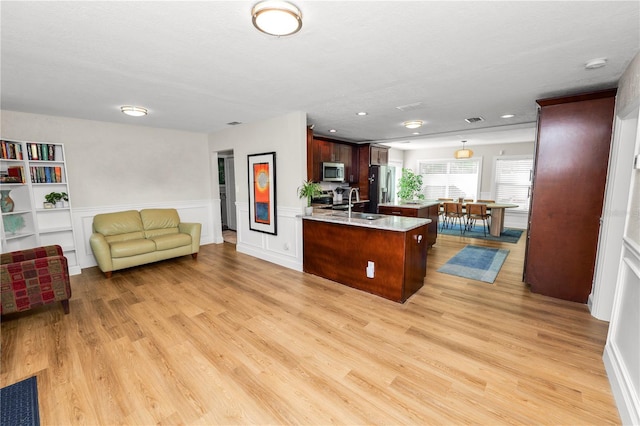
(1, 231, 620, 425)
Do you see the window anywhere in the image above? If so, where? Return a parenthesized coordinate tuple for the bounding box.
(494, 156, 533, 212)
(418, 158, 481, 199)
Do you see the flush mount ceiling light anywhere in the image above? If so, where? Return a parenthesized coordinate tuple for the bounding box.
(356, 112, 368, 116)
(403, 120, 423, 129)
(501, 114, 515, 119)
(120, 106, 147, 117)
(454, 140, 474, 159)
(585, 58, 607, 70)
(252, 0, 302, 36)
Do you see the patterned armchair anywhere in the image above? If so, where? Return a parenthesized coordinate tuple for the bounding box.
(1, 245, 71, 315)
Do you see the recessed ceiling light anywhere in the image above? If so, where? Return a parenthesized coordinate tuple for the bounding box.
(501, 114, 515, 119)
(412, 132, 421, 135)
(356, 112, 368, 116)
(329, 129, 337, 133)
(252, 0, 302, 36)
(403, 120, 423, 129)
(121, 106, 147, 117)
(585, 58, 607, 70)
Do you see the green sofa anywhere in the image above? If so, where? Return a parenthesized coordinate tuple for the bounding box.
(89, 208, 201, 278)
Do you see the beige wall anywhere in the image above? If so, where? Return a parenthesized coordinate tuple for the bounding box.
(402, 141, 535, 197)
(1, 110, 211, 208)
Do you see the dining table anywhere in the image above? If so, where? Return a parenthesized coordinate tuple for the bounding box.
(439, 201, 519, 237)
(484, 202, 519, 236)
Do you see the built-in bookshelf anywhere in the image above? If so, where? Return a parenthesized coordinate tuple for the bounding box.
(1, 139, 79, 274)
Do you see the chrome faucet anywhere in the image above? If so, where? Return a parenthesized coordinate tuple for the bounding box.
(347, 187, 360, 218)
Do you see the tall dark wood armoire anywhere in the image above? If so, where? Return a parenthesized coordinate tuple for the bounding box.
(524, 89, 616, 303)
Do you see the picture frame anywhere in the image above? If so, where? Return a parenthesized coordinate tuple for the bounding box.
(248, 151, 277, 235)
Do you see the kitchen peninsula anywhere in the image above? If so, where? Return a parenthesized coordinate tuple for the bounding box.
(302, 211, 431, 303)
(378, 200, 440, 247)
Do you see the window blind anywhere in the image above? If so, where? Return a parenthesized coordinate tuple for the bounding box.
(494, 157, 533, 211)
(418, 159, 480, 199)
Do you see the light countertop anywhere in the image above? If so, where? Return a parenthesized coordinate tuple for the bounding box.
(301, 210, 431, 232)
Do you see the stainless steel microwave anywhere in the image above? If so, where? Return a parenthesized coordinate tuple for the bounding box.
(322, 162, 345, 182)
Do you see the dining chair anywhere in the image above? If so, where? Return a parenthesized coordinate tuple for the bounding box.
(465, 203, 491, 236)
(437, 198, 453, 223)
(477, 199, 495, 203)
(441, 202, 465, 234)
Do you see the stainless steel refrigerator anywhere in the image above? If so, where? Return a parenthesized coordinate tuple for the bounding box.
(367, 165, 395, 213)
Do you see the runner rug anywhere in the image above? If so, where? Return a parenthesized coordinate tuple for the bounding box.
(437, 245, 510, 283)
(0, 376, 40, 426)
(439, 223, 523, 244)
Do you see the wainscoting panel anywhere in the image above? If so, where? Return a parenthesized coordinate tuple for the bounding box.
(604, 239, 640, 425)
(73, 200, 216, 270)
(235, 201, 304, 271)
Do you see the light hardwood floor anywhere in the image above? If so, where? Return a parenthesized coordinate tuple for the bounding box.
(1, 231, 620, 425)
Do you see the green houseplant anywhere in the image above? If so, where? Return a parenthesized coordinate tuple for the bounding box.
(44, 191, 68, 208)
(397, 168, 424, 201)
(298, 180, 322, 214)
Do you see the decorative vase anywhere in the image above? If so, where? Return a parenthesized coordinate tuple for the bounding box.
(1, 189, 15, 213)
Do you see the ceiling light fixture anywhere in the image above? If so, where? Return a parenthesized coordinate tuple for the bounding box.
(501, 114, 515, 118)
(403, 120, 423, 129)
(585, 58, 607, 70)
(120, 106, 148, 117)
(329, 129, 337, 133)
(454, 140, 473, 159)
(356, 112, 368, 116)
(252, 0, 302, 36)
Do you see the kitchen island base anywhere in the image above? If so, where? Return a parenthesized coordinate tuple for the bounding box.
(303, 219, 428, 303)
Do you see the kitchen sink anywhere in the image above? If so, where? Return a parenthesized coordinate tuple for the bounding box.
(330, 212, 386, 220)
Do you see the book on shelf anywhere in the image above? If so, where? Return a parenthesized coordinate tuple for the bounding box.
(0, 140, 24, 160)
(26, 143, 56, 161)
(30, 166, 63, 183)
(7, 166, 25, 183)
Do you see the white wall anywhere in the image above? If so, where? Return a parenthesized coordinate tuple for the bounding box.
(402, 141, 535, 228)
(208, 111, 307, 271)
(1, 110, 216, 269)
(602, 51, 640, 426)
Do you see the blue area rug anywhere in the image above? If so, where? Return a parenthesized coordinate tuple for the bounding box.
(439, 223, 523, 244)
(437, 245, 510, 283)
(0, 376, 40, 426)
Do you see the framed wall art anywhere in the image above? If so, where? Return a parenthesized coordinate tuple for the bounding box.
(248, 151, 277, 235)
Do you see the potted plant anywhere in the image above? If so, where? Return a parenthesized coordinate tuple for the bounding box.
(298, 180, 322, 215)
(397, 168, 425, 201)
(44, 191, 68, 208)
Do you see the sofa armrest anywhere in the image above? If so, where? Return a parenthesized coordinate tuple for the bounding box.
(178, 222, 201, 253)
(1, 245, 63, 264)
(89, 232, 113, 273)
(1, 254, 71, 314)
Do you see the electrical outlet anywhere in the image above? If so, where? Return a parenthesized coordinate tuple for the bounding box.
(366, 261, 375, 278)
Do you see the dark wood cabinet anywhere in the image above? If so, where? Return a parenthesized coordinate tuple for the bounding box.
(378, 204, 439, 247)
(524, 89, 616, 303)
(370, 145, 389, 165)
(303, 219, 428, 303)
(306, 131, 356, 183)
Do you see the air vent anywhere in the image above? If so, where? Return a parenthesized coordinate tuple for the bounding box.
(464, 117, 484, 124)
(226, 121, 242, 126)
(395, 102, 424, 112)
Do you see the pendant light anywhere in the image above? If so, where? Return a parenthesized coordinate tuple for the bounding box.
(454, 140, 473, 159)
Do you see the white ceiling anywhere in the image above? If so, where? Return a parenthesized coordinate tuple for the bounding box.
(2, 1, 639, 150)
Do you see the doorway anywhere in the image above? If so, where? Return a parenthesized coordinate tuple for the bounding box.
(218, 150, 237, 243)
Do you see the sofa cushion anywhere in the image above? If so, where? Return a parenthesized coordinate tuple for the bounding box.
(150, 233, 192, 251)
(94, 210, 144, 237)
(110, 239, 156, 258)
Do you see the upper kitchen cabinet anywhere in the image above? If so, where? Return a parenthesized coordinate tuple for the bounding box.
(306, 130, 356, 183)
(370, 145, 389, 166)
(524, 89, 616, 303)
